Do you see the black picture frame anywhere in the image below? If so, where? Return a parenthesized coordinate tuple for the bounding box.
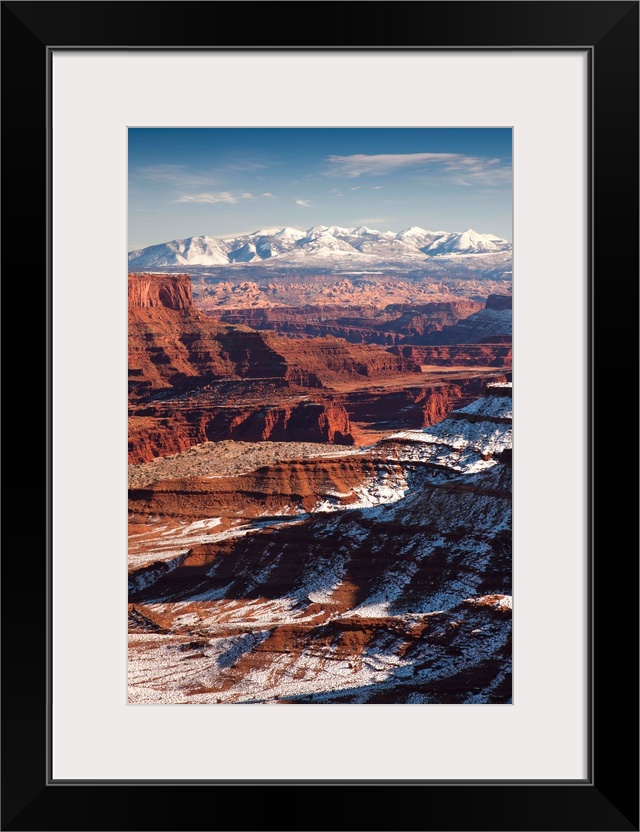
(2, 2, 638, 830)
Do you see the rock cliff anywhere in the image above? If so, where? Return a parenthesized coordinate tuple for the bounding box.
(206, 300, 484, 346)
(129, 273, 421, 400)
(130, 274, 507, 462)
(129, 399, 354, 463)
(427, 294, 512, 344)
(390, 343, 512, 367)
(128, 273, 193, 310)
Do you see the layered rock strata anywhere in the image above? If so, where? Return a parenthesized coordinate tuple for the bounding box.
(128, 384, 512, 704)
(128, 274, 508, 462)
(205, 300, 483, 346)
(427, 294, 512, 344)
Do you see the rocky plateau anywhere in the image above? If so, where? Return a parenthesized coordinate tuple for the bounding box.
(128, 272, 512, 703)
(128, 274, 509, 462)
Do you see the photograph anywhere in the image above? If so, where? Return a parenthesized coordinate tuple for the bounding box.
(2, 0, 637, 826)
(127, 127, 513, 704)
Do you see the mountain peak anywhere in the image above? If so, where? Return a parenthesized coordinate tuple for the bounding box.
(399, 226, 428, 236)
(276, 227, 305, 239)
(128, 225, 512, 271)
(252, 227, 283, 237)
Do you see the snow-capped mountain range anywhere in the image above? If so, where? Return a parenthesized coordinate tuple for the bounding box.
(128, 226, 512, 271)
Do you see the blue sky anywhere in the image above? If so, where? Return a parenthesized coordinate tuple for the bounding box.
(128, 128, 512, 250)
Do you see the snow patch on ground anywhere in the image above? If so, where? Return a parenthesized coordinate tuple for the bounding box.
(312, 468, 408, 513)
(462, 395, 512, 420)
(128, 517, 224, 568)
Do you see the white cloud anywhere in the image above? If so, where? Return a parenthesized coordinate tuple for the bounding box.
(372, 185, 383, 190)
(350, 186, 362, 191)
(326, 152, 511, 186)
(353, 216, 391, 226)
(174, 192, 237, 204)
(136, 165, 217, 188)
(261, 192, 275, 198)
(295, 199, 311, 207)
(174, 191, 259, 204)
(326, 152, 459, 177)
(221, 161, 267, 172)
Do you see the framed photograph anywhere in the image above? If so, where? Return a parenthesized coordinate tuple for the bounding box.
(126, 123, 516, 711)
(3, 2, 637, 830)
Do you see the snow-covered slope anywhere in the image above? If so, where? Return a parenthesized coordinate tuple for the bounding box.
(128, 225, 512, 271)
(383, 382, 512, 474)
(129, 383, 512, 704)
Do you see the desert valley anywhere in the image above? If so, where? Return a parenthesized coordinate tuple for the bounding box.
(128, 223, 513, 704)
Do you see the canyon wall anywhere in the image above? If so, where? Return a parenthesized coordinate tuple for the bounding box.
(129, 400, 354, 463)
(129, 273, 421, 400)
(205, 300, 484, 346)
(427, 294, 512, 344)
(128, 273, 193, 310)
(390, 343, 512, 367)
(129, 385, 512, 704)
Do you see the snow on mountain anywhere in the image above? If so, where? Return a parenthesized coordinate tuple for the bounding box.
(424, 228, 511, 256)
(275, 227, 306, 240)
(228, 242, 258, 263)
(302, 225, 330, 242)
(128, 236, 230, 268)
(295, 230, 358, 255)
(325, 225, 356, 237)
(129, 225, 512, 270)
(397, 226, 429, 238)
(396, 227, 448, 249)
(252, 227, 283, 237)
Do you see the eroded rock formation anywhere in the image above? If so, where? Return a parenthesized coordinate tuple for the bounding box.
(129, 399, 355, 463)
(128, 274, 507, 462)
(390, 343, 512, 367)
(128, 384, 512, 704)
(428, 293, 512, 344)
(206, 300, 484, 346)
(129, 274, 422, 399)
(128, 273, 193, 310)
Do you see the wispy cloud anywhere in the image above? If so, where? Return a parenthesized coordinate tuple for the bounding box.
(174, 191, 257, 204)
(326, 152, 457, 177)
(326, 152, 511, 186)
(447, 166, 512, 187)
(295, 199, 311, 207)
(440, 155, 511, 186)
(134, 161, 270, 188)
(372, 185, 383, 190)
(135, 165, 217, 189)
(350, 186, 362, 191)
(261, 192, 275, 198)
(353, 216, 393, 227)
(220, 161, 268, 173)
